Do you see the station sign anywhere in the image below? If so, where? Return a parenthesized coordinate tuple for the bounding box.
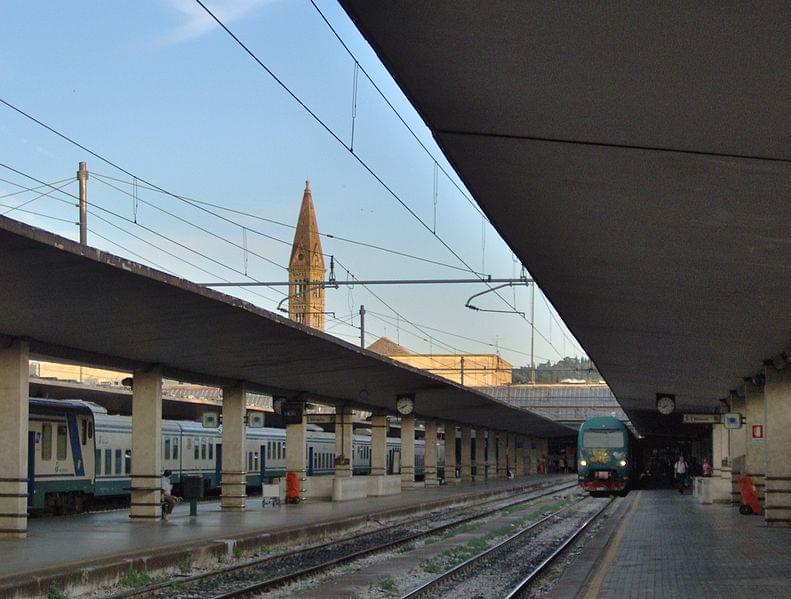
(307, 414, 335, 424)
(682, 413, 721, 424)
(751, 424, 764, 440)
(723, 412, 743, 429)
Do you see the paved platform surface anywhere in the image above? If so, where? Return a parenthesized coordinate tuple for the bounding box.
(572, 490, 791, 598)
(0, 474, 572, 580)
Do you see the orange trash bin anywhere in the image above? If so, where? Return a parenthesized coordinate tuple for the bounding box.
(738, 475, 761, 515)
(286, 471, 301, 504)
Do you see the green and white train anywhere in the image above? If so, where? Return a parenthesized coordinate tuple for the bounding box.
(27, 398, 437, 513)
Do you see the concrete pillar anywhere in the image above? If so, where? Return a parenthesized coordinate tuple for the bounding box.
(729, 391, 747, 505)
(744, 381, 766, 504)
(221, 383, 246, 511)
(0, 340, 29, 538)
(335, 406, 353, 478)
(708, 422, 732, 503)
(765, 368, 791, 527)
(460, 426, 473, 483)
(516, 436, 527, 477)
(444, 422, 457, 483)
(496, 432, 507, 479)
(130, 366, 163, 520)
(475, 429, 487, 482)
(507, 433, 517, 476)
(286, 408, 308, 500)
(400, 415, 415, 489)
(371, 414, 388, 476)
(425, 421, 438, 487)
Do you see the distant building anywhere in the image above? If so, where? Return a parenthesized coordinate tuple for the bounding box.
(482, 383, 632, 431)
(288, 180, 326, 331)
(368, 337, 512, 387)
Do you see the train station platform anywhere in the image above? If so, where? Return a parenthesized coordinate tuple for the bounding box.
(0, 474, 573, 597)
(553, 489, 791, 598)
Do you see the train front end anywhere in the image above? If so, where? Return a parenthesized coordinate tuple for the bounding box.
(577, 416, 630, 494)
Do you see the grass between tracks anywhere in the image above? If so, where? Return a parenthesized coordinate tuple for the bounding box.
(420, 496, 575, 574)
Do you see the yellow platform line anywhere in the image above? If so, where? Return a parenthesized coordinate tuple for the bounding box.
(583, 491, 642, 599)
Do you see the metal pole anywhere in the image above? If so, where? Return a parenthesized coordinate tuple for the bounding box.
(77, 161, 88, 245)
(359, 305, 365, 349)
(530, 283, 536, 383)
(460, 356, 465, 386)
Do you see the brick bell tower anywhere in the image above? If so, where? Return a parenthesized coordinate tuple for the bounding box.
(288, 180, 326, 330)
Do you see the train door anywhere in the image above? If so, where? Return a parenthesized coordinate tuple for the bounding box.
(27, 431, 36, 508)
(307, 446, 314, 476)
(260, 444, 267, 481)
(215, 443, 222, 487)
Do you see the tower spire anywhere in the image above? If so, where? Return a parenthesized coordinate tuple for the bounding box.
(288, 180, 326, 330)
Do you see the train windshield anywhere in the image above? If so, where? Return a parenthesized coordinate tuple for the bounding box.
(582, 429, 624, 448)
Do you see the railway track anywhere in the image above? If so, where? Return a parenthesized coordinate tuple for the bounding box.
(111, 480, 578, 599)
(400, 495, 614, 599)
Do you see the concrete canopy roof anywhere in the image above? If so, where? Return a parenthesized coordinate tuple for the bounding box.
(340, 2, 791, 434)
(0, 216, 571, 438)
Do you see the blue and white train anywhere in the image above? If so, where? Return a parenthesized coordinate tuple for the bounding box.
(27, 398, 441, 513)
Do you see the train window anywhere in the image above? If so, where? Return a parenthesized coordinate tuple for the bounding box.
(81, 419, 87, 445)
(124, 450, 131, 474)
(173, 438, 179, 460)
(253, 451, 259, 471)
(194, 438, 200, 460)
(209, 442, 213, 461)
(248, 452, 253, 471)
(41, 423, 52, 461)
(88, 421, 93, 439)
(95, 449, 101, 473)
(164, 438, 171, 460)
(280, 442, 285, 459)
(582, 429, 625, 448)
(105, 449, 112, 474)
(268, 442, 273, 460)
(201, 439, 207, 461)
(114, 449, 122, 474)
(56, 425, 68, 460)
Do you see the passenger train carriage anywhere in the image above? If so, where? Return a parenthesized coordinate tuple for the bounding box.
(577, 416, 633, 495)
(28, 398, 441, 513)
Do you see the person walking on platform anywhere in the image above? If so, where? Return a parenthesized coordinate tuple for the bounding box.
(674, 455, 688, 494)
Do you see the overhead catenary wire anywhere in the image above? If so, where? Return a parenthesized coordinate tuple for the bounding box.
(187, 4, 572, 361)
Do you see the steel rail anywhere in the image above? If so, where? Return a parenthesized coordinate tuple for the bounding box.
(115, 480, 576, 599)
(503, 497, 615, 598)
(399, 496, 595, 599)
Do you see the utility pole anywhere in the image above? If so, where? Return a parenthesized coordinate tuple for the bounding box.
(359, 305, 365, 349)
(77, 161, 88, 245)
(460, 356, 465, 386)
(530, 282, 536, 383)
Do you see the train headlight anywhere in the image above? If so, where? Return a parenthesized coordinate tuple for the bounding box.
(619, 459, 627, 467)
(579, 459, 587, 467)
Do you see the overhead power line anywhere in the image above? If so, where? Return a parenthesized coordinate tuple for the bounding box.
(188, 2, 571, 361)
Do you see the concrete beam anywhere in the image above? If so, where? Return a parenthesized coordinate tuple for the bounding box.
(130, 366, 163, 520)
(0, 340, 29, 538)
(221, 383, 246, 511)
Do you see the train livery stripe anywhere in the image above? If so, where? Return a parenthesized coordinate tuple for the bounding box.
(66, 414, 85, 477)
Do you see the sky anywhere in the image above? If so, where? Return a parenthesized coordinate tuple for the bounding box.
(0, 0, 587, 369)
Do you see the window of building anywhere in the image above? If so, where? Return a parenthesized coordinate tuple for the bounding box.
(56, 424, 68, 460)
(41, 423, 52, 461)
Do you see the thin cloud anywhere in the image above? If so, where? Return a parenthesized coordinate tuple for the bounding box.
(158, 0, 274, 45)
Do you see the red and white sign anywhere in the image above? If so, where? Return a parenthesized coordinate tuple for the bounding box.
(751, 424, 764, 439)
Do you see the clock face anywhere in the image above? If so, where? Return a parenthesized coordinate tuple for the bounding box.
(396, 396, 414, 415)
(657, 396, 675, 415)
